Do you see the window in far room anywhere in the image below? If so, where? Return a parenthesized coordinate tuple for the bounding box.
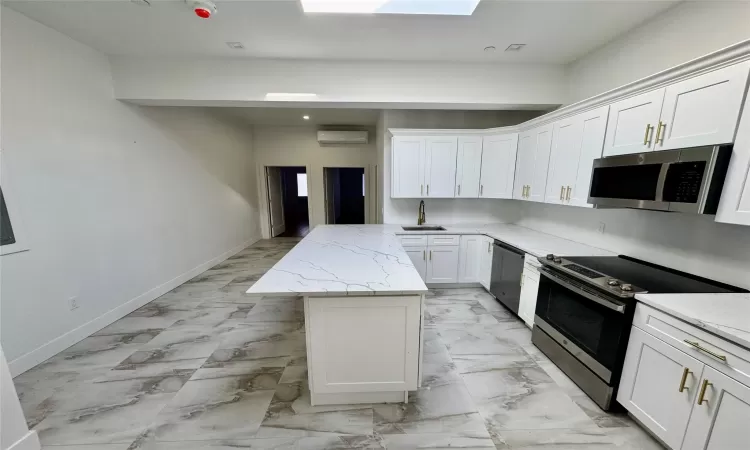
(297, 173, 308, 197)
(1, 188, 16, 246)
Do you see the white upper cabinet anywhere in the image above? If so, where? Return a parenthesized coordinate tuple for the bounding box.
(603, 89, 665, 157)
(681, 366, 750, 450)
(546, 117, 583, 205)
(570, 106, 610, 207)
(391, 136, 426, 198)
(529, 124, 553, 202)
(513, 131, 536, 200)
(480, 133, 519, 199)
(657, 62, 750, 150)
(455, 136, 483, 198)
(716, 85, 750, 226)
(514, 124, 552, 202)
(424, 136, 458, 198)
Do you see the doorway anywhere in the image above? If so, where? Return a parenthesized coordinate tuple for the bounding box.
(323, 167, 366, 224)
(266, 166, 310, 238)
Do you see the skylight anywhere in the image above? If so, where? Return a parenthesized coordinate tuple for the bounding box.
(300, 0, 481, 16)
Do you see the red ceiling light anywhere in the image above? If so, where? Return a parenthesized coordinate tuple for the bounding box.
(189, 0, 216, 19)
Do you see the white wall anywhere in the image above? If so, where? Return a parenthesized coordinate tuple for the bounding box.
(1, 346, 40, 450)
(516, 203, 750, 290)
(0, 7, 259, 374)
(567, 1, 750, 102)
(251, 126, 377, 232)
(110, 56, 566, 110)
(382, 110, 542, 225)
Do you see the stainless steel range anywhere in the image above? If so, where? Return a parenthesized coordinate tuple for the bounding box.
(532, 254, 745, 410)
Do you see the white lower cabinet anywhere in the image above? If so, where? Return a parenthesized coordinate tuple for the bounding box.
(479, 236, 493, 290)
(403, 246, 427, 279)
(426, 246, 459, 284)
(458, 235, 482, 283)
(517, 261, 540, 328)
(619, 304, 750, 449)
(681, 366, 750, 450)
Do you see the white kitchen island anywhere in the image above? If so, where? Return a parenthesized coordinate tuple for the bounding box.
(247, 225, 428, 406)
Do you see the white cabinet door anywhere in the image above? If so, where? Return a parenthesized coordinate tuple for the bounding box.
(478, 236, 493, 290)
(657, 62, 750, 151)
(391, 136, 425, 198)
(458, 235, 482, 283)
(513, 131, 536, 200)
(618, 327, 705, 450)
(603, 89, 665, 157)
(426, 246, 459, 284)
(517, 267, 540, 328)
(455, 136, 483, 198)
(716, 86, 750, 226)
(307, 295, 421, 394)
(480, 133, 519, 199)
(529, 124, 553, 203)
(682, 366, 750, 450)
(403, 246, 427, 280)
(569, 105, 609, 207)
(425, 136, 458, 198)
(546, 117, 583, 205)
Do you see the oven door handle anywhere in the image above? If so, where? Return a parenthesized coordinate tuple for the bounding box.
(540, 269, 626, 313)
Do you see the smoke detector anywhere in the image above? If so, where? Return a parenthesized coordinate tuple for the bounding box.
(188, 0, 217, 19)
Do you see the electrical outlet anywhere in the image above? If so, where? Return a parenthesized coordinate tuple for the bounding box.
(597, 222, 606, 234)
(69, 296, 79, 311)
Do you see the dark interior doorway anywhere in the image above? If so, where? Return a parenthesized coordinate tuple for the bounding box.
(324, 167, 366, 225)
(267, 166, 310, 238)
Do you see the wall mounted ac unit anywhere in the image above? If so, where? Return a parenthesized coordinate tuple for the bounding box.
(317, 130, 369, 144)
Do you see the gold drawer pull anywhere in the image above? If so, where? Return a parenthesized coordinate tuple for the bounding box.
(697, 378, 712, 406)
(678, 367, 691, 392)
(684, 340, 727, 362)
(566, 186, 571, 201)
(560, 186, 565, 200)
(656, 121, 666, 145)
(643, 124, 654, 145)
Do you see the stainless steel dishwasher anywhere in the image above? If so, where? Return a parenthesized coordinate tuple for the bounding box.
(489, 240, 525, 314)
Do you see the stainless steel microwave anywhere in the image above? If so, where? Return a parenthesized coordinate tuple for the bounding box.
(588, 145, 732, 214)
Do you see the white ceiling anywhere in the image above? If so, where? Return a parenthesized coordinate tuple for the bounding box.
(6, 0, 678, 63)
(218, 107, 381, 126)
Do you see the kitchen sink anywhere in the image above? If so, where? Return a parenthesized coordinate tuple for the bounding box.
(401, 226, 446, 231)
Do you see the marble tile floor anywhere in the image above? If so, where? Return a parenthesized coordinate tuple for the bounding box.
(14, 237, 663, 449)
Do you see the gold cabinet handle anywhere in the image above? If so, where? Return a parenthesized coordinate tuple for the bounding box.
(427, 184, 430, 195)
(480, 185, 483, 196)
(423, 250, 425, 260)
(697, 378, 712, 405)
(566, 186, 571, 201)
(560, 186, 565, 201)
(421, 185, 424, 196)
(656, 121, 666, 145)
(678, 367, 691, 392)
(644, 124, 654, 146)
(684, 340, 727, 362)
(457, 184, 461, 196)
(487, 241, 491, 252)
(429, 250, 432, 260)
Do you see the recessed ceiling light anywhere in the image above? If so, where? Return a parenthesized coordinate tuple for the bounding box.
(484, 46, 496, 53)
(226, 42, 244, 50)
(505, 44, 526, 52)
(300, 0, 481, 15)
(303, 115, 310, 120)
(264, 93, 319, 101)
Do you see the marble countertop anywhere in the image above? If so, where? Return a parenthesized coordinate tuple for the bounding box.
(247, 225, 428, 297)
(395, 223, 615, 258)
(635, 293, 750, 350)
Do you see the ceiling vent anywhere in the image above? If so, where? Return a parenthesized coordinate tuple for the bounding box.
(317, 130, 369, 145)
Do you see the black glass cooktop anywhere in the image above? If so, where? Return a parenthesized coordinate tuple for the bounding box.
(564, 256, 745, 294)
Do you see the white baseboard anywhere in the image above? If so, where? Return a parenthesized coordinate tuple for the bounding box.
(6, 430, 41, 450)
(8, 236, 260, 377)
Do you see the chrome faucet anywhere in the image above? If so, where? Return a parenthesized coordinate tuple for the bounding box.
(418, 200, 426, 225)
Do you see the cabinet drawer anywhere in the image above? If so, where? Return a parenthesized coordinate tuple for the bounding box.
(427, 235, 460, 246)
(399, 235, 428, 247)
(634, 303, 750, 388)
